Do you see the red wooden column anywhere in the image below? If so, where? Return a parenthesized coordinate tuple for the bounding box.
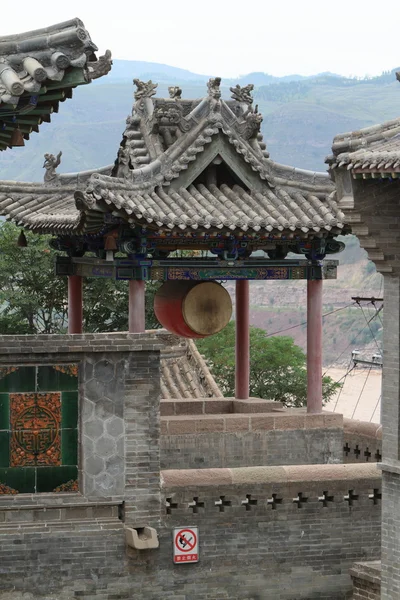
(235, 279, 250, 400)
(68, 275, 83, 334)
(129, 280, 145, 333)
(307, 278, 323, 413)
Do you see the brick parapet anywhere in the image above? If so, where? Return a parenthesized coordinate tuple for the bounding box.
(161, 411, 342, 434)
(343, 418, 382, 464)
(0, 331, 163, 362)
(350, 561, 381, 600)
(162, 462, 380, 488)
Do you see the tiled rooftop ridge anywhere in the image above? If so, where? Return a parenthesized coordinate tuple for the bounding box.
(0, 77, 348, 238)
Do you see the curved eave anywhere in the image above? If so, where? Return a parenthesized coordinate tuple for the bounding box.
(0, 67, 89, 150)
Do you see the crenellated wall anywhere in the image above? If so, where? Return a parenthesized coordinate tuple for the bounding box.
(0, 333, 383, 599)
(0, 463, 381, 600)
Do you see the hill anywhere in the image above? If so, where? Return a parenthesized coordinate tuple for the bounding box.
(0, 62, 399, 181)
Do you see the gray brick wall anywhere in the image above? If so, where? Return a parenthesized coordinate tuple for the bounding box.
(350, 561, 381, 600)
(0, 464, 381, 600)
(161, 428, 343, 469)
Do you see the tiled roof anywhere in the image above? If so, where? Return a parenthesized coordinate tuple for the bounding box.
(327, 117, 400, 172)
(0, 19, 111, 150)
(158, 334, 223, 399)
(77, 178, 343, 234)
(0, 78, 345, 237)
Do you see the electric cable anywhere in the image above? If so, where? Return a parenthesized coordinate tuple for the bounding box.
(351, 365, 372, 419)
(332, 360, 356, 413)
(370, 394, 381, 423)
(265, 302, 356, 338)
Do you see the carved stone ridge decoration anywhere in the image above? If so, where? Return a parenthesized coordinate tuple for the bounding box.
(153, 101, 191, 133)
(207, 77, 222, 99)
(230, 83, 254, 104)
(88, 50, 112, 80)
(168, 86, 182, 100)
(43, 151, 62, 184)
(133, 79, 158, 101)
(236, 108, 263, 140)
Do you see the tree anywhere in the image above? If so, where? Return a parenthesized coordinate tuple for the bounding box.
(0, 222, 161, 334)
(196, 322, 340, 407)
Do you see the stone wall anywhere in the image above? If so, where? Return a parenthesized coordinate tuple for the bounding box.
(161, 412, 343, 468)
(0, 463, 381, 600)
(350, 561, 381, 600)
(0, 333, 382, 599)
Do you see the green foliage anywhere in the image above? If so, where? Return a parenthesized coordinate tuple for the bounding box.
(0, 222, 68, 334)
(197, 322, 340, 407)
(0, 222, 160, 334)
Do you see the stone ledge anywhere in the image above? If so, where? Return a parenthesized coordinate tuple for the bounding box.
(162, 462, 381, 487)
(343, 418, 382, 439)
(350, 560, 381, 586)
(161, 411, 342, 434)
(0, 331, 163, 358)
(160, 397, 283, 416)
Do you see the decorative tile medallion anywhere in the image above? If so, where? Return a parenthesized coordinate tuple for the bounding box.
(0, 364, 78, 493)
(10, 393, 61, 467)
(0, 367, 19, 381)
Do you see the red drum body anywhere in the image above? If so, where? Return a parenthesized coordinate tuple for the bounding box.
(154, 281, 232, 339)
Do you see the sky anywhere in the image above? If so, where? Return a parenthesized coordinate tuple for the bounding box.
(2, 0, 400, 78)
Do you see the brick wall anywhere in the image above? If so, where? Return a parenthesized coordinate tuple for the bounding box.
(0, 463, 381, 600)
(350, 561, 381, 600)
(161, 426, 343, 469)
(0, 333, 383, 599)
(343, 419, 382, 464)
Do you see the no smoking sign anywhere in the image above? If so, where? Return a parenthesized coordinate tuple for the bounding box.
(173, 527, 199, 564)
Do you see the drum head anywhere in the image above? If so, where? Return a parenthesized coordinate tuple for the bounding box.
(182, 282, 232, 336)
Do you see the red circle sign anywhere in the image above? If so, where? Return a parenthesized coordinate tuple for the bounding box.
(175, 529, 197, 552)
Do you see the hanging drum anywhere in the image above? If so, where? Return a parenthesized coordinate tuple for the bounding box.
(154, 281, 232, 338)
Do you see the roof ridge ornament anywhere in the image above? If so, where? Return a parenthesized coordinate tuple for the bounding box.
(230, 83, 254, 105)
(133, 79, 158, 101)
(168, 86, 182, 100)
(87, 49, 112, 80)
(207, 77, 221, 100)
(43, 151, 62, 185)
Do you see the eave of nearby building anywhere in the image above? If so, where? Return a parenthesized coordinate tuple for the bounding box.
(0, 18, 112, 150)
(327, 72, 400, 273)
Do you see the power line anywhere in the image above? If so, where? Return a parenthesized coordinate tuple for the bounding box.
(333, 362, 356, 412)
(266, 302, 356, 338)
(370, 394, 381, 423)
(351, 365, 373, 419)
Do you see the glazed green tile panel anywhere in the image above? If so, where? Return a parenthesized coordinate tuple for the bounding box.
(36, 465, 78, 493)
(0, 367, 36, 393)
(0, 431, 9, 468)
(0, 467, 35, 493)
(61, 391, 78, 429)
(37, 366, 78, 392)
(61, 429, 78, 466)
(0, 394, 9, 430)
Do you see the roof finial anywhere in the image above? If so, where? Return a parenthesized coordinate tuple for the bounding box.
(43, 151, 62, 184)
(230, 83, 254, 104)
(133, 79, 158, 101)
(168, 86, 182, 100)
(207, 77, 221, 99)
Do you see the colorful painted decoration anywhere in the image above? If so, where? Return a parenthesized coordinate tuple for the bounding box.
(0, 364, 78, 494)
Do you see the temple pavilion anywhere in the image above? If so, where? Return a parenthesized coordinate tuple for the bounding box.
(0, 74, 350, 411)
